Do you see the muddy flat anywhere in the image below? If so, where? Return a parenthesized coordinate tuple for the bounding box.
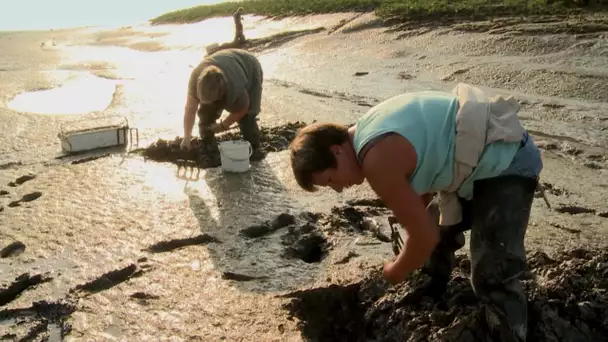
(0, 11, 607, 341)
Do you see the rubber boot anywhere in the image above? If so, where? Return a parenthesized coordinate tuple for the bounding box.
(238, 112, 262, 151)
(421, 199, 470, 297)
(469, 175, 538, 342)
(197, 102, 223, 153)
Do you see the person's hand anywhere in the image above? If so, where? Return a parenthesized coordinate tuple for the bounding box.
(383, 259, 408, 285)
(210, 122, 227, 133)
(180, 136, 192, 150)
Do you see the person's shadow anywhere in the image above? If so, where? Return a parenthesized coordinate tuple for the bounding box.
(183, 158, 326, 294)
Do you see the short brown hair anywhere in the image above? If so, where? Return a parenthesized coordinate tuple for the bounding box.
(198, 65, 226, 104)
(289, 122, 350, 192)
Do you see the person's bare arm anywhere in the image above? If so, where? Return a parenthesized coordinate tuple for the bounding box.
(183, 94, 198, 138)
(362, 134, 440, 283)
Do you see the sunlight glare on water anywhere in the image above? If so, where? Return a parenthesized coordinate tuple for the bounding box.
(7, 72, 117, 115)
(123, 159, 192, 201)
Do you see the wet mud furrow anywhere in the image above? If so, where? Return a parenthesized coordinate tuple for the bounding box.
(451, 15, 608, 35)
(282, 249, 608, 342)
(441, 65, 608, 102)
(267, 79, 380, 108)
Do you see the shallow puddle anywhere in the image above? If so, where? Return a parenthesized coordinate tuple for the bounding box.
(7, 73, 117, 115)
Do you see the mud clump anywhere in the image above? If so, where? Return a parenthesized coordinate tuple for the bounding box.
(555, 205, 596, 215)
(326, 203, 393, 243)
(221, 272, 268, 282)
(71, 263, 142, 295)
(335, 251, 360, 265)
(240, 213, 296, 238)
(145, 233, 221, 253)
(0, 300, 76, 340)
(345, 198, 386, 208)
(282, 248, 608, 342)
(0, 273, 53, 306)
(130, 292, 160, 300)
(137, 122, 306, 169)
(254, 202, 392, 263)
(8, 191, 43, 207)
(7, 174, 36, 187)
(0, 241, 25, 258)
(70, 153, 112, 165)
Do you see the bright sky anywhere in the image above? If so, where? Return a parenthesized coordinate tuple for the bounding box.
(0, 0, 226, 31)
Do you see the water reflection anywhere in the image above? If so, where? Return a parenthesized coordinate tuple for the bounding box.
(7, 72, 117, 115)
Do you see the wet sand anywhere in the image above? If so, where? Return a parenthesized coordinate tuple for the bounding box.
(1, 11, 608, 341)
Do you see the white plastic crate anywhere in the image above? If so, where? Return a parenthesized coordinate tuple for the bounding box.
(58, 116, 139, 154)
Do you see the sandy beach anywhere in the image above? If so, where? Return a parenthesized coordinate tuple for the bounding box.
(1, 10, 607, 341)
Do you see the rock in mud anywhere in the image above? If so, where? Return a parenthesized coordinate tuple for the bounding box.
(0, 273, 53, 306)
(136, 122, 306, 169)
(7, 174, 36, 187)
(0, 190, 8, 196)
(282, 248, 608, 342)
(0, 241, 26, 258)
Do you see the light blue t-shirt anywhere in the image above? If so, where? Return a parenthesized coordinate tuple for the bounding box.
(352, 91, 523, 199)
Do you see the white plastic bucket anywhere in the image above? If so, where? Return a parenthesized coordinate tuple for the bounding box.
(218, 140, 253, 173)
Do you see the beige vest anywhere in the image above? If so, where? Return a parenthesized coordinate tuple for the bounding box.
(437, 83, 525, 226)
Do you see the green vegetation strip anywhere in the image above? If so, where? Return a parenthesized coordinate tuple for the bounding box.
(151, 0, 605, 25)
